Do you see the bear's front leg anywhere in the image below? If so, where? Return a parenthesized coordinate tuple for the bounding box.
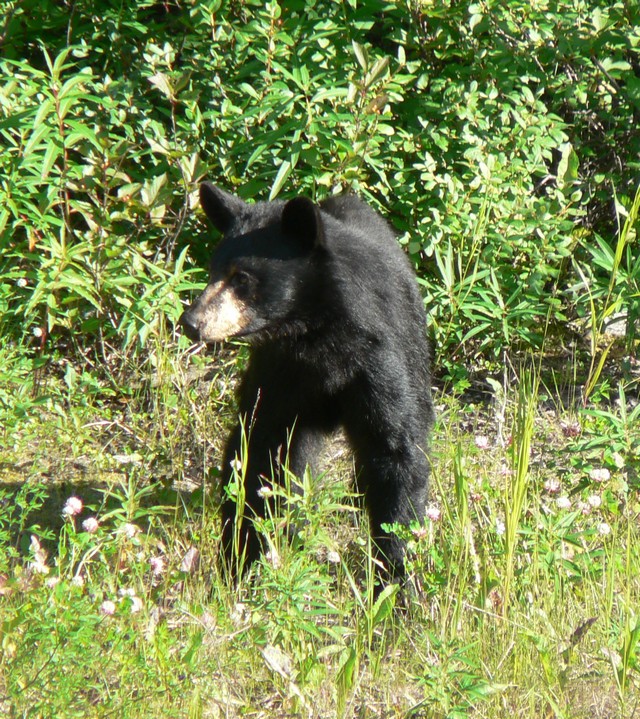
(218, 408, 326, 579)
(219, 421, 267, 577)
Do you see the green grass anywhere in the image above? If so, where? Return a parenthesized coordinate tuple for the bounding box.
(1, 343, 639, 719)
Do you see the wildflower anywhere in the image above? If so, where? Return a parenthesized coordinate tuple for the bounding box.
(587, 494, 602, 509)
(229, 457, 243, 473)
(150, 556, 166, 576)
(327, 550, 341, 564)
(117, 587, 143, 613)
(16, 278, 28, 288)
(129, 595, 143, 614)
(29, 535, 49, 575)
(543, 478, 561, 494)
(597, 522, 611, 536)
(495, 519, 506, 536)
(257, 485, 274, 499)
(589, 468, 611, 483)
(120, 522, 141, 539)
(577, 500, 591, 516)
(82, 516, 99, 533)
(556, 496, 572, 510)
(474, 434, 490, 450)
(45, 576, 60, 589)
(71, 575, 85, 588)
(62, 496, 83, 516)
(412, 526, 429, 540)
(100, 600, 117, 616)
(425, 504, 441, 522)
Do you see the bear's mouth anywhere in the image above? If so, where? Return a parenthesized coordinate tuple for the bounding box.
(202, 326, 254, 347)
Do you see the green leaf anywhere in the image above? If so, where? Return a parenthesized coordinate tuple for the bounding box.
(148, 72, 174, 100)
(556, 143, 579, 189)
(366, 57, 389, 87)
(352, 41, 368, 72)
(269, 160, 292, 200)
(64, 120, 102, 152)
(372, 583, 398, 626)
(40, 140, 62, 180)
(469, 13, 483, 31)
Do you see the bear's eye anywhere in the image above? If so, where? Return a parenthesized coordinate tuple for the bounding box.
(228, 270, 252, 291)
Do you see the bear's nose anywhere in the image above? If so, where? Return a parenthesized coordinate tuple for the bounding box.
(179, 310, 201, 342)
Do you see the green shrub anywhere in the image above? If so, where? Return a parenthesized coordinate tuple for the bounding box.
(1, 0, 638, 382)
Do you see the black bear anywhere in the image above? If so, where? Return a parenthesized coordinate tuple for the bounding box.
(180, 182, 434, 583)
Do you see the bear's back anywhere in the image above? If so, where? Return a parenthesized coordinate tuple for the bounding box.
(320, 195, 394, 243)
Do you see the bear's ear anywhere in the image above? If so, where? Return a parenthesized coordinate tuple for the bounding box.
(281, 196, 324, 249)
(199, 182, 245, 233)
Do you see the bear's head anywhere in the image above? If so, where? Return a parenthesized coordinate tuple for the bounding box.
(179, 183, 327, 344)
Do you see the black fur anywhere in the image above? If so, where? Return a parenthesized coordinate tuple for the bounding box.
(180, 183, 434, 582)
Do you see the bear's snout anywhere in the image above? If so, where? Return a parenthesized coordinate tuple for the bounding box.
(179, 308, 201, 342)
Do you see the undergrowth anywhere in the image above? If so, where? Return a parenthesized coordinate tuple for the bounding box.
(1, 345, 639, 718)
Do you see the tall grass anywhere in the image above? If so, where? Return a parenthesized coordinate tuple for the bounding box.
(1, 346, 639, 716)
(503, 370, 538, 616)
(577, 184, 640, 403)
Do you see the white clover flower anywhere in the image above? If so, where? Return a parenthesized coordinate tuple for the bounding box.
(597, 522, 611, 536)
(556, 496, 572, 510)
(29, 535, 49, 574)
(412, 526, 429, 540)
(82, 516, 99, 533)
(120, 523, 141, 539)
(327, 550, 341, 564)
(129, 595, 143, 614)
(229, 457, 243, 473)
(474, 435, 490, 450)
(495, 519, 506, 536)
(62, 496, 83, 516)
(589, 468, 611, 483)
(587, 494, 602, 509)
(425, 504, 441, 522)
(100, 600, 117, 616)
(543, 478, 561, 494)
